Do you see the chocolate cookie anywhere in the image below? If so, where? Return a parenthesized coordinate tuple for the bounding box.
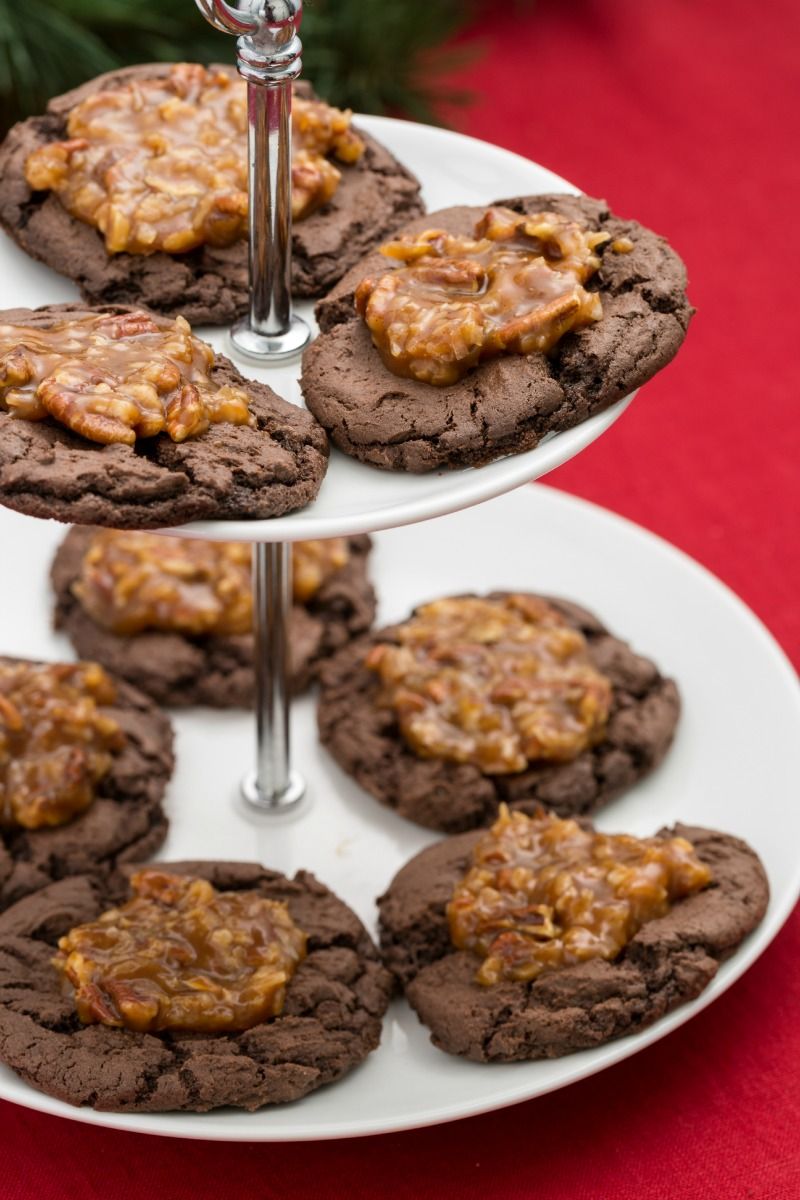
(0, 303, 328, 529)
(302, 194, 693, 471)
(0, 861, 392, 1111)
(317, 594, 680, 832)
(0, 655, 173, 911)
(0, 65, 424, 320)
(378, 823, 769, 1061)
(51, 527, 377, 705)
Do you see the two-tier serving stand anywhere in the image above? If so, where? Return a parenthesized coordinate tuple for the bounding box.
(3, 0, 800, 1145)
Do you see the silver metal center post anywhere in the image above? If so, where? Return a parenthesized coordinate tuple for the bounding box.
(195, 0, 310, 811)
(240, 542, 305, 810)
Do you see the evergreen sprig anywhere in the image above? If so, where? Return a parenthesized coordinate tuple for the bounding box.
(0, 0, 485, 135)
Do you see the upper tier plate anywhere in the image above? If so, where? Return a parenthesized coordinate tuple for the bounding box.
(0, 115, 632, 542)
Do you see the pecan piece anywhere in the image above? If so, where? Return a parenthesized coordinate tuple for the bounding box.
(165, 382, 209, 442)
(94, 312, 161, 340)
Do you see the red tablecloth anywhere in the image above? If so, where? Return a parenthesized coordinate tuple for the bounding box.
(2, 1, 798, 1196)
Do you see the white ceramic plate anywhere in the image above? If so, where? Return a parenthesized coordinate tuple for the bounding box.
(1, 484, 798, 1140)
(0, 115, 632, 543)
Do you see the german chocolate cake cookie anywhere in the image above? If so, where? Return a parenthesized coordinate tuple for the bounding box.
(0, 303, 328, 529)
(303, 194, 691, 471)
(379, 809, 768, 1061)
(319, 593, 680, 832)
(0, 860, 392, 1111)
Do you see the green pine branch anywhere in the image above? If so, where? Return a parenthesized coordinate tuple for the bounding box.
(0, 0, 534, 135)
(300, 0, 474, 121)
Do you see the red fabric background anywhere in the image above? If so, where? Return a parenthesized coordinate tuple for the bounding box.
(2, 0, 799, 1195)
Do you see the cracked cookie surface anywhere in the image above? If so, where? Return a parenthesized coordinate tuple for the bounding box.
(378, 824, 768, 1061)
(303, 194, 692, 471)
(52, 527, 376, 705)
(0, 303, 328, 529)
(0, 655, 173, 911)
(0, 66, 425, 320)
(0, 860, 392, 1111)
(317, 594, 680, 832)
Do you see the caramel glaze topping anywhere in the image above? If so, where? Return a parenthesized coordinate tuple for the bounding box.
(367, 595, 612, 774)
(0, 661, 124, 830)
(25, 64, 364, 256)
(54, 869, 307, 1033)
(75, 531, 351, 636)
(449, 807, 713, 985)
(355, 206, 611, 385)
(0, 310, 251, 446)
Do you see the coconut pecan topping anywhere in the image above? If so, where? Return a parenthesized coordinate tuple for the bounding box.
(25, 64, 364, 255)
(366, 595, 612, 773)
(54, 869, 307, 1033)
(449, 807, 712, 985)
(74, 531, 351, 635)
(0, 310, 251, 446)
(0, 661, 124, 830)
(355, 206, 610, 385)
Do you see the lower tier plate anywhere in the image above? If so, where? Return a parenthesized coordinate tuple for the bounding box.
(2, 484, 799, 1140)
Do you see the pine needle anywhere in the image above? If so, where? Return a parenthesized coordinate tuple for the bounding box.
(0, 0, 534, 133)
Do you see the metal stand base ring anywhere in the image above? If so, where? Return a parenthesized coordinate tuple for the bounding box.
(229, 314, 311, 363)
(241, 768, 306, 812)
